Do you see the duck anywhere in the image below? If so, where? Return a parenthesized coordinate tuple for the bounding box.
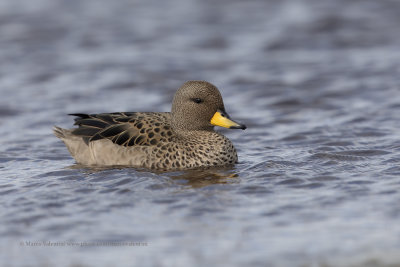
(53, 81, 246, 170)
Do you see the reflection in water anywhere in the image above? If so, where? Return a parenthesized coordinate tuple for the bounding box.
(66, 164, 239, 188)
(165, 167, 239, 188)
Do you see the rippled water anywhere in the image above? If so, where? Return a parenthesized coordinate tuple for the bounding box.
(1, 0, 400, 266)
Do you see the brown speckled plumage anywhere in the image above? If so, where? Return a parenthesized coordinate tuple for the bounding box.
(53, 81, 246, 170)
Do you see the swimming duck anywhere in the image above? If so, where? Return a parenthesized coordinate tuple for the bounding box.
(53, 81, 246, 170)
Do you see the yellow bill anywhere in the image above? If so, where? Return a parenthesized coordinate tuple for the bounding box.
(210, 110, 246, 130)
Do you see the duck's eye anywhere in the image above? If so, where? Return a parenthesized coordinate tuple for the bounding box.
(192, 98, 203, 104)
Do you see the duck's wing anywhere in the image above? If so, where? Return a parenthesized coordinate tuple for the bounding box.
(69, 112, 172, 147)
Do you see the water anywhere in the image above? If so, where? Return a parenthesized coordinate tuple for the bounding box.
(1, 0, 400, 266)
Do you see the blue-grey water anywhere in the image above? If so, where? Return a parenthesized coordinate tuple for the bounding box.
(1, 0, 400, 266)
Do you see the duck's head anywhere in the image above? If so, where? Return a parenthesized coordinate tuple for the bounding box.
(171, 81, 246, 132)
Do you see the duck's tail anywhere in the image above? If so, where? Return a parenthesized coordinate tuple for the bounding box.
(53, 126, 69, 139)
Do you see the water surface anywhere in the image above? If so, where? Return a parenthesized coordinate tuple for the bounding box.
(1, 0, 400, 266)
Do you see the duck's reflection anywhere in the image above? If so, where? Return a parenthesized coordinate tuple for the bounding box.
(164, 167, 240, 188)
(65, 164, 240, 188)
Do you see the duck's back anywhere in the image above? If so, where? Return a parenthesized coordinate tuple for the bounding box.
(70, 112, 173, 146)
(54, 112, 177, 166)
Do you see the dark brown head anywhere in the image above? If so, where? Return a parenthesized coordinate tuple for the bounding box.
(171, 81, 246, 132)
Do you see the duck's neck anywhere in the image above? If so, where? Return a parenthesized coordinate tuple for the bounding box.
(171, 120, 215, 133)
(173, 128, 216, 139)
